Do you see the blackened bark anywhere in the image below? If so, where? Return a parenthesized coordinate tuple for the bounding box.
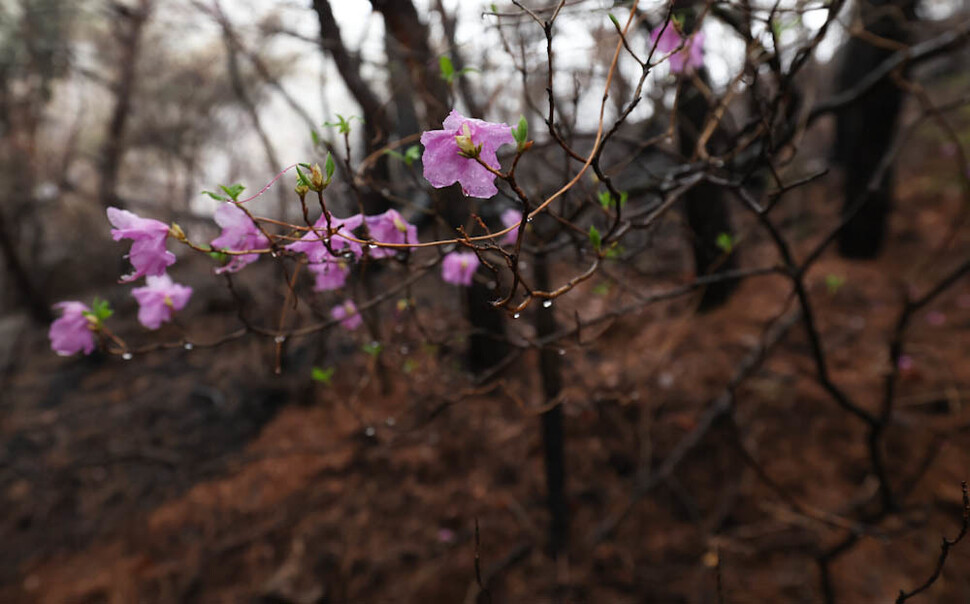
(834, 0, 915, 258)
(534, 251, 568, 556)
(312, 0, 391, 214)
(99, 0, 152, 211)
(677, 71, 740, 310)
(0, 207, 51, 322)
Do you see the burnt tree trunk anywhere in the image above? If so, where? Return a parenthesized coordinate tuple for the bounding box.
(533, 250, 568, 557)
(834, 0, 915, 258)
(99, 0, 152, 211)
(677, 69, 740, 310)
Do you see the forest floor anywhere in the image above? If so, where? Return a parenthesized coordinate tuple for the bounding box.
(3, 126, 970, 603)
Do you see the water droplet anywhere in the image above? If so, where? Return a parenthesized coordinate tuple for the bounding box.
(542, 300, 553, 308)
(121, 352, 133, 360)
(323, 237, 331, 246)
(385, 417, 397, 427)
(270, 250, 279, 258)
(557, 348, 566, 356)
(365, 426, 376, 437)
(341, 250, 356, 261)
(526, 216, 534, 223)
(183, 342, 194, 350)
(399, 345, 410, 355)
(512, 312, 521, 319)
(274, 335, 286, 344)
(368, 243, 378, 250)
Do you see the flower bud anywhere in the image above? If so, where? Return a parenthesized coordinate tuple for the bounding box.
(169, 223, 187, 242)
(310, 163, 325, 191)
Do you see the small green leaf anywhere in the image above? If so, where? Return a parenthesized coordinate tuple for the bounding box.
(592, 282, 611, 296)
(825, 274, 846, 295)
(209, 250, 229, 263)
(404, 145, 421, 165)
(604, 244, 624, 260)
(608, 13, 620, 29)
(439, 55, 455, 81)
(325, 152, 335, 181)
(362, 341, 384, 357)
(715, 232, 734, 254)
(513, 115, 528, 147)
(311, 366, 335, 385)
(91, 297, 114, 321)
(295, 165, 311, 187)
(589, 225, 602, 251)
(310, 129, 321, 146)
(201, 190, 227, 202)
(219, 183, 245, 202)
(598, 191, 611, 208)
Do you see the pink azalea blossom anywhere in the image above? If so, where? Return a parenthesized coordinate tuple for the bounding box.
(650, 25, 705, 74)
(441, 251, 480, 286)
(131, 273, 193, 330)
(363, 209, 419, 258)
(331, 299, 362, 330)
(420, 110, 515, 198)
(107, 207, 176, 282)
(49, 301, 96, 356)
(286, 213, 363, 263)
(309, 259, 351, 292)
(210, 203, 270, 274)
(500, 208, 523, 245)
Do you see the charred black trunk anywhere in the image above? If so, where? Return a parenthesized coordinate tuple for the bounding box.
(834, 0, 915, 258)
(677, 70, 740, 310)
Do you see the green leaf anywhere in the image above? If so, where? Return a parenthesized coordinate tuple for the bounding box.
(439, 55, 455, 81)
(513, 115, 528, 147)
(362, 341, 384, 357)
(310, 129, 321, 146)
(219, 183, 245, 202)
(715, 232, 734, 254)
(325, 152, 335, 181)
(589, 225, 602, 251)
(311, 366, 335, 385)
(608, 13, 620, 29)
(598, 190, 628, 209)
(323, 114, 363, 135)
(825, 274, 846, 295)
(604, 244, 624, 260)
(209, 250, 229, 263)
(456, 66, 479, 77)
(90, 297, 114, 321)
(592, 282, 611, 296)
(201, 190, 226, 202)
(295, 165, 311, 188)
(404, 145, 421, 165)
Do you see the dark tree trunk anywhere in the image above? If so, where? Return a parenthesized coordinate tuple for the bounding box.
(99, 0, 152, 211)
(312, 0, 392, 214)
(533, 251, 568, 556)
(677, 70, 740, 310)
(834, 0, 915, 258)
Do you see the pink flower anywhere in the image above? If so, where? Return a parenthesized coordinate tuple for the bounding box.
(49, 301, 96, 356)
(363, 209, 419, 258)
(500, 208, 522, 245)
(210, 203, 270, 274)
(441, 251, 480, 286)
(331, 299, 362, 330)
(309, 259, 351, 292)
(420, 110, 515, 198)
(107, 207, 176, 282)
(131, 273, 193, 330)
(650, 25, 705, 74)
(286, 213, 363, 263)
